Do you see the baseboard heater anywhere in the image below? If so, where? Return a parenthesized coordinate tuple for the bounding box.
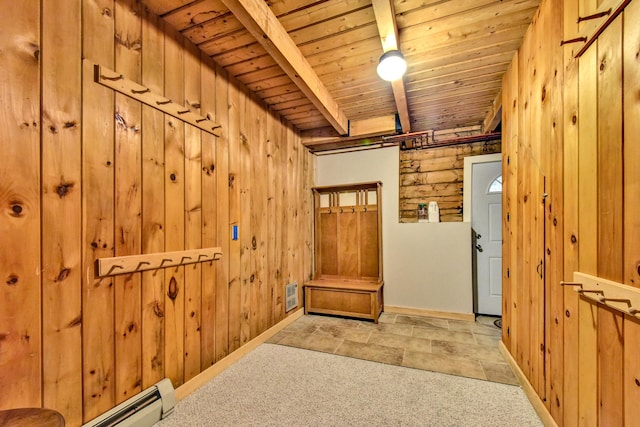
(83, 378, 176, 427)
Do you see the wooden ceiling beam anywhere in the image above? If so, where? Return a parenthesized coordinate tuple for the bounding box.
(221, 0, 349, 135)
(482, 88, 503, 133)
(302, 114, 398, 146)
(371, 0, 411, 133)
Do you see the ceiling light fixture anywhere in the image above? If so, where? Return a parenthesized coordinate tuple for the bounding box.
(376, 49, 407, 81)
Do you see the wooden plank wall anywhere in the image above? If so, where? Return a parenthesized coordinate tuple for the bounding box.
(398, 140, 501, 222)
(0, 1, 313, 424)
(502, 0, 640, 425)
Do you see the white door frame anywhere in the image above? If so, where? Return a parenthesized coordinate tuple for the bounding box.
(462, 153, 502, 223)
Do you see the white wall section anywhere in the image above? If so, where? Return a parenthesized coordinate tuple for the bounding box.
(316, 147, 473, 315)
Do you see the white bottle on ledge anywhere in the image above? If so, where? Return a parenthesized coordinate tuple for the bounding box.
(428, 201, 440, 223)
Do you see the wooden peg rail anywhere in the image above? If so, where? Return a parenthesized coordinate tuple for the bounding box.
(97, 247, 223, 277)
(93, 63, 222, 137)
(563, 272, 640, 317)
(574, 0, 631, 58)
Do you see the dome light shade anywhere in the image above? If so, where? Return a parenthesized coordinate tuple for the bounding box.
(376, 50, 407, 81)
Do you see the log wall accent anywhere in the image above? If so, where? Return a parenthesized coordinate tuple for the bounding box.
(502, 0, 640, 425)
(399, 140, 501, 222)
(0, 1, 313, 424)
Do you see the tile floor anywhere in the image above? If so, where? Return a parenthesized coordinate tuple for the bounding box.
(267, 312, 519, 386)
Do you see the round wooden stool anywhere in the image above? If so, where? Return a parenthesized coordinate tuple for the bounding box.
(0, 408, 65, 427)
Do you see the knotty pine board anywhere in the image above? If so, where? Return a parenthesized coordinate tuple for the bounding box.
(275, 122, 290, 323)
(279, 123, 292, 321)
(597, 306, 624, 424)
(266, 110, 281, 325)
(163, 24, 186, 388)
(0, 0, 42, 410)
(546, 0, 566, 417)
(239, 90, 252, 347)
(562, 1, 581, 422)
(248, 94, 262, 340)
(215, 65, 230, 362)
(624, 316, 640, 423)
(81, 0, 116, 420)
(578, 297, 598, 427)
(183, 40, 203, 383)
(578, 46, 598, 276)
(623, 0, 640, 289)
(41, 0, 83, 424)
(199, 54, 217, 370)
(286, 122, 296, 307)
(596, 17, 625, 426)
(227, 78, 243, 353)
(140, 7, 166, 390)
(250, 95, 268, 340)
(577, 36, 599, 427)
(114, 0, 143, 404)
(501, 51, 517, 353)
(597, 18, 624, 283)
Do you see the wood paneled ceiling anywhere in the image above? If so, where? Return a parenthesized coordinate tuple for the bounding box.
(141, 0, 540, 150)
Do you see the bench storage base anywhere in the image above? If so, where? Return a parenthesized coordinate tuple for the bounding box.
(303, 279, 384, 323)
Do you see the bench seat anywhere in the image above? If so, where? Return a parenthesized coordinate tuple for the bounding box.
(303, 278, 384, 323)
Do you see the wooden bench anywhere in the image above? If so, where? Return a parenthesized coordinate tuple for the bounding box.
(306, 182, 384, 323)
(303, 279, 384, 323)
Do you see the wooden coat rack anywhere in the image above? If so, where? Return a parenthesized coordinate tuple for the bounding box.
(303, 181, 384, 322)
(93, 62, 221, 137)
(97, 247, 222, 277)
(561, 272, 640, 317)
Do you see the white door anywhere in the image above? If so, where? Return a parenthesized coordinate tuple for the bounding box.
(472, 161, 502, 315)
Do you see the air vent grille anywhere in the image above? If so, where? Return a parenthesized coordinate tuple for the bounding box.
(285, 282, 298, 312)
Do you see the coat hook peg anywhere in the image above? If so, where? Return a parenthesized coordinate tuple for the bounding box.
(597, 296, 632, 305)
(197, 254, 209, 262)
(577, 289, 604, 296)
(156, 99, 172, 105)
(560, 37, 587, 46)
(105, 264, 125, 276)
(101, 73, 124, 81)
(577, 8, 611, 23)
(213, 253, 222, 261)
(196, 117, 207, 123)
(131, 87, 150, 94)
(177, 109, 190, 115)
(136, 261, 151, 271)
(159, 258, 173, 267)
(629, 307, 640, 315)
(560, 281, 583, 289)
(180, 256, 192, 264)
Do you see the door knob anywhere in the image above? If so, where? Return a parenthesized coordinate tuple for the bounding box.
(475, 244, 483, 252)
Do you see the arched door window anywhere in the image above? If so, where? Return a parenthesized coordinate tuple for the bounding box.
(488, 175, 502, 193)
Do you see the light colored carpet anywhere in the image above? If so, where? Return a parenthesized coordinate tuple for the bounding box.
(156, 343, 542, 427)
